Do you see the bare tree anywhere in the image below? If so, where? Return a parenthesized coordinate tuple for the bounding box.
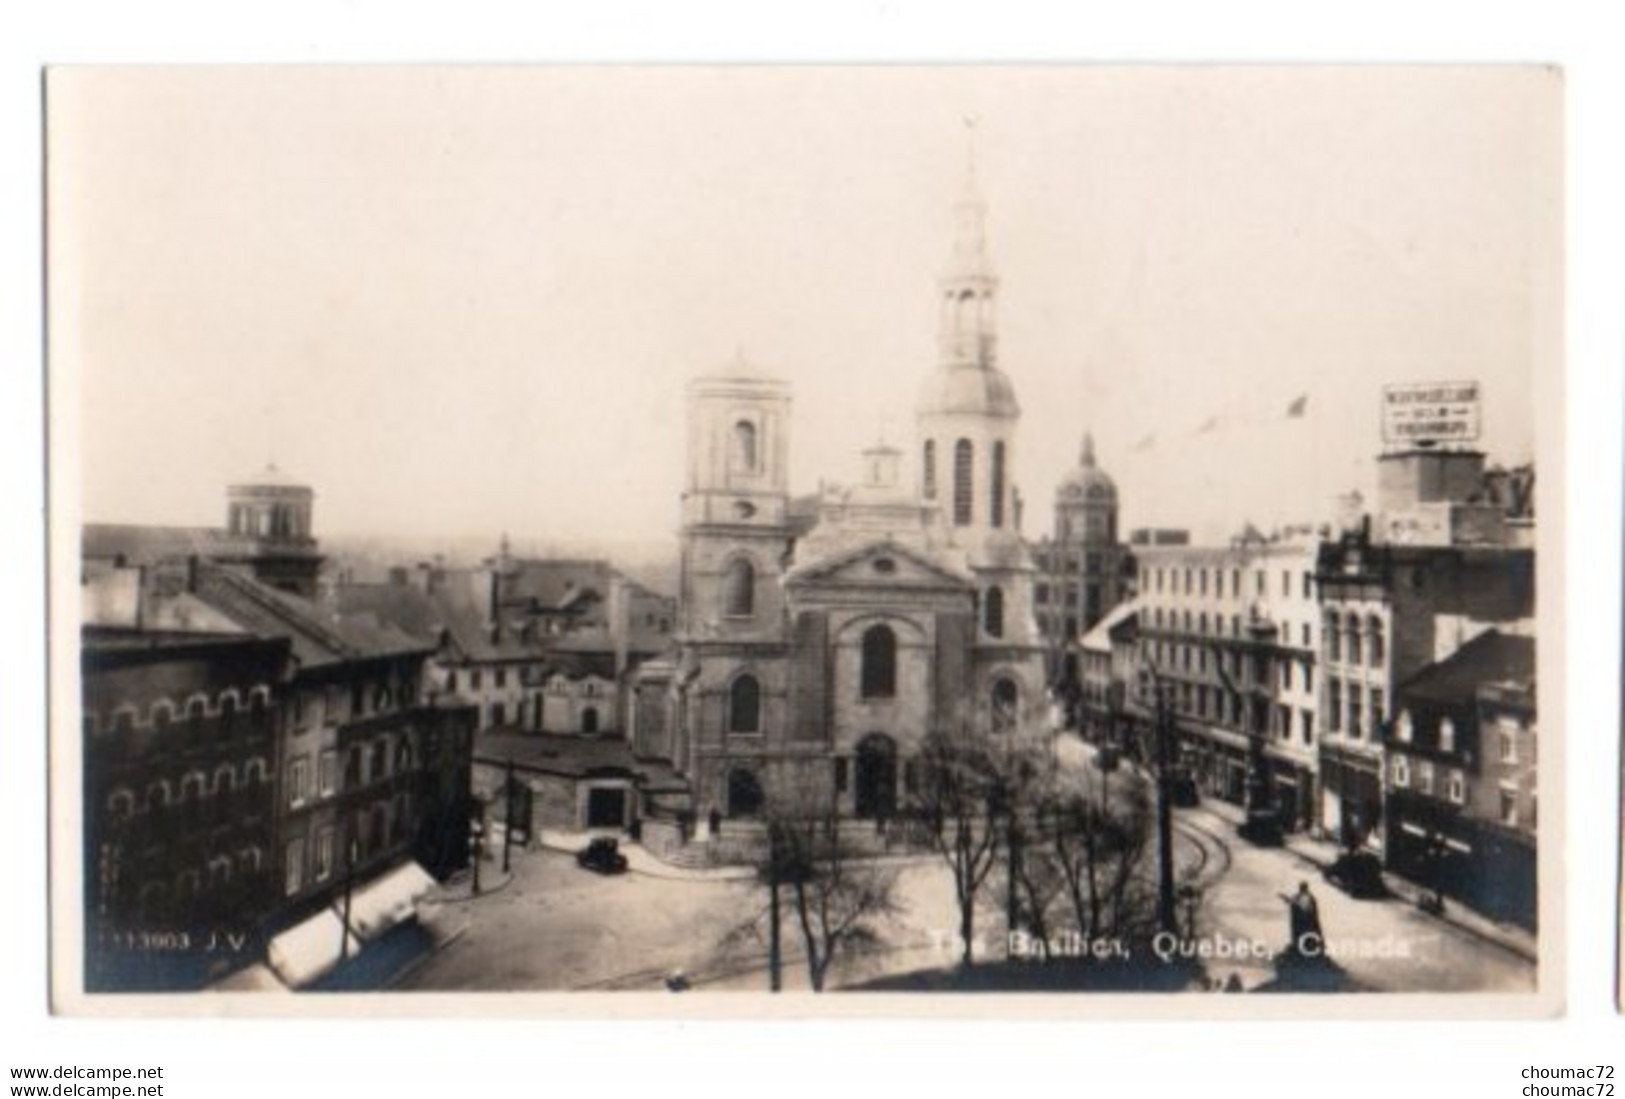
(722, 790, 903, 992)
(1045, 780, 1159, 945)
(908, 725, 1018, 968)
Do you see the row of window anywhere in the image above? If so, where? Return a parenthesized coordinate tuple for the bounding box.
(1322, 611, 1387, 668)
(446, 666, 587, 694)
(1147, 607, 1315, 649)
(126, 846, 266, 912)
(1325, 677, 1387, 740)
(1141, 640, 1311, 694)
(922, 438, 1008, 528)
(724, 646, 1021, 733)
(88, 687, 274, 736)
(1143, 565, 1315, 603)
(1391, 712, 1526, 764)
(291, 677, 417, 731)
(286, 737, 416, 810)
(106, 759, 270, 818)
(1159, 677, 1317, 746)
(1391, 755, 1467, 805)
(283, 795, 413, 895)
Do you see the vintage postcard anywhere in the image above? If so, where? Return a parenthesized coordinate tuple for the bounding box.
(45, 65, 1563, 1015)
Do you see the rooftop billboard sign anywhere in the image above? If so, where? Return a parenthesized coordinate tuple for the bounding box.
(1381, 380, 1482, 445)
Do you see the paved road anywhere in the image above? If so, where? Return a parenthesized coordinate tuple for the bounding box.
(400, 736, 1534, 994)
(1176, 805, 1535, 993)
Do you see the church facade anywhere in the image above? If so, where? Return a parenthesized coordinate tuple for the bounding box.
(628, 154, 1047, 822)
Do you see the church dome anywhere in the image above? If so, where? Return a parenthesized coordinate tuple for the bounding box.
(916, 364, 1020, 418)
(229, 463, 311, 495)
(1057, 435, 1117, 502)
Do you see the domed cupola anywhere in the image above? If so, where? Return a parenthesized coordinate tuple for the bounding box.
(1057, 434, 1118, 504)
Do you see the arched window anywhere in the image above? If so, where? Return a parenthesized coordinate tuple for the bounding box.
(733, 420, 758, 473)
(208, 856, 233, 888)
(243, 758, 268, 787)
(107, 788, 135, 821)
(922, 439, 937, 500)
(723, 557, 755, 618)
(151, 701, 176, 730)
(581, 706, 600, 734)
(180, 771, 206, 802)
(1367, 614, 1385, 666)
(860, 625, 897, 699)
(214, 764, 236, 795)
(953, 439, 974, 526)
(983, 586, 1005, 639)
(146, 780, 171, 810)
(992, 678, 1019, 732)
(728, 675, 761, 734)
(990, 441, 1006, 528)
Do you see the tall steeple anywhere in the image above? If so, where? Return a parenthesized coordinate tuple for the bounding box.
(938, 115, 1000, 371)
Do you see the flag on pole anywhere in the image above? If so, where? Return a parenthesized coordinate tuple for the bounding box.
(1286, 393, 1309, 418)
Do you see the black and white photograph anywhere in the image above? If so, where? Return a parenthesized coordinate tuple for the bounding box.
(45, 65, 1562, 1011)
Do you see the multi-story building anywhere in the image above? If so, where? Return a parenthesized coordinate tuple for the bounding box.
(78, 473, 477, 990)
(81, 627, 291, 990)
(1315, 531, 1535, 852)
(1317, 443, 1536, 852)
(1031, 435, 1132, 692)
(335, 550, 675, 736)
(1132, 535, 1322, 831)
(1382, 628, 1536, 929)
(1077, 600, 1138, 745)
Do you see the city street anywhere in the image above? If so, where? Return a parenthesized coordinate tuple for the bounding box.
(398, 777, 1532, 995)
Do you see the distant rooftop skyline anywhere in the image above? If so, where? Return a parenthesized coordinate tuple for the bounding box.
(51, 67, 1556, 549)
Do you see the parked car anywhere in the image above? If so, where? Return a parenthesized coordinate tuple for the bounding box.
(577, 837, 629, 875)
(1322, 850, 1386, 899)
(1167, 768, 1200, 808)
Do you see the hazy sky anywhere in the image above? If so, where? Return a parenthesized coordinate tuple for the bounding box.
(50, 66, 1558, 549)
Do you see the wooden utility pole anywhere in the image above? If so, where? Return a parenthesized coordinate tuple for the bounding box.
(1142, 654, 1178, 934)
(767, 822, 783, 992)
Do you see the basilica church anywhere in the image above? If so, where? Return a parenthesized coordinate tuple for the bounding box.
(627, 153, 1047, 822)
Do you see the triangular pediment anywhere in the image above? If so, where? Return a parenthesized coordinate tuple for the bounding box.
(785, 538, 972, 591)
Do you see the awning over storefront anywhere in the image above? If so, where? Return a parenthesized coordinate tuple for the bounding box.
(344, 862, 436, 942)
(267, 909, 363, 989)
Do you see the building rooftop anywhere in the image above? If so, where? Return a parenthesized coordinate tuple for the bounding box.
(1397, 629, 1535, 707)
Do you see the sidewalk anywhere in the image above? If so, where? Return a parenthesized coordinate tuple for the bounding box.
(1192, 796, 1537, 964)
(535, 828, 758, 882)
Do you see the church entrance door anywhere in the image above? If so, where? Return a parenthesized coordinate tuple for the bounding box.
(854, 734, 898, 820)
